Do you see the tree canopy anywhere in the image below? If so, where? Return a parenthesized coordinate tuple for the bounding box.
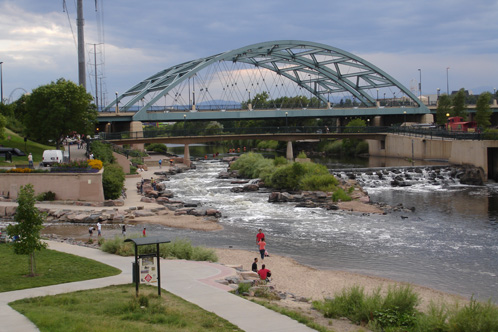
(24, 78, 97, 149)
(452, 88, 468, 119)
(475, 92, 492, 129)
(436, 94, 452, 125)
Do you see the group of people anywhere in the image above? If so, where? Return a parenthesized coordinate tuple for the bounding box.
(252, 228, 272, 282)
(88, 222, 102, 238)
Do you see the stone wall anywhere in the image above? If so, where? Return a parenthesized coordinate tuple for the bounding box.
(0, 170, 104, 202)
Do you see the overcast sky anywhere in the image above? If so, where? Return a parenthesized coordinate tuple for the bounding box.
(1, 0, 497, 104)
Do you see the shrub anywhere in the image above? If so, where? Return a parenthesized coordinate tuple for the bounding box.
(230, 153, 266, 178)
(268, 162, 305, 190)
(355, 141, 369, 155)
(300, 174, 338, 191)
(256, 140, 279, 150)
(273, 156, 287, 167)
(236, 282, 252, 295)
(297, 151, 307, 159)
(332, 187, 352, 202)
(102, 164, 125, 200)
(90, 141, 115, 164)
(7, 168, 33, 173)
(447, 297, 498, 332)
(146, 143, 168, 155)
(35, 191, 56, 201)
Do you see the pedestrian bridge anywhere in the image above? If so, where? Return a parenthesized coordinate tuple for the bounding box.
(100, 40, 429, 125)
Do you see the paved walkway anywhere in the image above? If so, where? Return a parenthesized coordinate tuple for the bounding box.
(0, 241, 315, 332)
(1, 148, 316, 331)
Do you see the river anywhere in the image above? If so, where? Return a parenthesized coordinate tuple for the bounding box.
(154, 145, 498, 303)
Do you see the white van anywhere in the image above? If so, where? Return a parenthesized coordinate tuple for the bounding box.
(41, 150, 64, 167)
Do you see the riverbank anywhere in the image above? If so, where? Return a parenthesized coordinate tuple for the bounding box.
(214, 248, 466, 313)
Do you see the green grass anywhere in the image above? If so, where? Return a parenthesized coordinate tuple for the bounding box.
(10, 284, 242, 332)
(0, 243, 120, 292)
(0, 128, 57, 166)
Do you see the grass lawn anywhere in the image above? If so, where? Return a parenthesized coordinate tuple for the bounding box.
(10, 284, 243, 332)
(0, 243, 120, 292)
(0, 128, 58, 166)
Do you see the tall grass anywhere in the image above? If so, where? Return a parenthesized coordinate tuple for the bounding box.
(314, 285, 498, 332)
(101, 236, 217, 262)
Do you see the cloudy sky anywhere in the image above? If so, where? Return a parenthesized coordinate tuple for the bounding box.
(1, 0, 497, 104)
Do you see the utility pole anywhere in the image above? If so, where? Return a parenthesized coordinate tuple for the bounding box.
(93, 44, 98, 109)
(77, 0, 86, 89)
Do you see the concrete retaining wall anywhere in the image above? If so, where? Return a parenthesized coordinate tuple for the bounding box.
(368, 134, 498, 177)
(0, 170, 104, 202)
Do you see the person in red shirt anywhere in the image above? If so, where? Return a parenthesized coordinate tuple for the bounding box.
(258, 264, 271, 281)
(256, 229, 265, 244)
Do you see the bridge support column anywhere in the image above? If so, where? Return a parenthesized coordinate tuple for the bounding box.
(286, 141, 293, 161)
(373, 116, 383, 126)
(129, 121, 144, 151)
(183, 144, 191, 167)
(420, 114, 434, 124)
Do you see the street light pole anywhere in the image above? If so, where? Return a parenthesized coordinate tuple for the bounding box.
(446, 67, 450, 95)
(0, 61, 3, 104)
(418, 68, 422, 99)
(285, 112, 288, 127)
(115, 92, 119, 113)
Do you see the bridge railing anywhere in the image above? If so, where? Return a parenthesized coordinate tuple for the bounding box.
(101, 126, 392, 140)
(101, 125, 493, 141)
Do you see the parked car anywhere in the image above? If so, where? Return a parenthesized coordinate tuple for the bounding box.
(41, 150, 64, 167)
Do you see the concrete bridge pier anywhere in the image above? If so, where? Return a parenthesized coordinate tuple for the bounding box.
(129, 121, 144, 151)
(286, 141, 293, 161)
(183, 144, 191, 167)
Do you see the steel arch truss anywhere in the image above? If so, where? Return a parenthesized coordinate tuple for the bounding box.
(104, 40, 424, 118)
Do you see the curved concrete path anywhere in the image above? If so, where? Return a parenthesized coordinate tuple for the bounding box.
(0, 240, 316, 332)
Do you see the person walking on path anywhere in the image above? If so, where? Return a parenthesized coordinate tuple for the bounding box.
(122, 224, 126, 237)
(256, 228, 265, 244)
(97, 222, 102, 237)
(258, 237, 266, 260)
(158, 159, 162, 168)
(27, 153, 33, 168)
(251, 258, 258, 273)
(258, 264, 271, 282)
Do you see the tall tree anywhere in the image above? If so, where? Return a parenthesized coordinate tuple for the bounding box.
(24, 78, 97, 149)
(0, 113, 6, 140)
(6, 184, 47, 277)
(452, 88, 468, 119)
(475, 92, 492, 129)
(436, 94, 452, 125)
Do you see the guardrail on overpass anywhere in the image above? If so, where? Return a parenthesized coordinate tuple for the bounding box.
(100, 126, 495, 144)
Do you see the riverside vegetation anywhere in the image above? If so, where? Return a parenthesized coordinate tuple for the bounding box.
(312, 285, 498, 332)
(229, 152, 353, 201)
(101, 236, 218, 262)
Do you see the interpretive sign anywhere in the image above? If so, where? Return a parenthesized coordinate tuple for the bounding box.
(139, 256, 157, 284)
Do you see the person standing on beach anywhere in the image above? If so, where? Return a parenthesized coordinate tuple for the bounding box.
(158, 159, 162, 168)
(258, 237, 266, 260)
(256, 229, 265, 244)
(143, 227, 146, 237)
(97, 222, 102, 237)
(122, 224, 126, 237)
(252, 258, 258, 272)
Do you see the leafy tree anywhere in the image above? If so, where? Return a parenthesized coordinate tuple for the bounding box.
(475, 92, 492, 129)
(452, 88, 468, 119)
(436, 94, 452, 125)
(0, 113, 6, 140)
(24, 78, 97, 149)
(6, 184, 47, 277)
